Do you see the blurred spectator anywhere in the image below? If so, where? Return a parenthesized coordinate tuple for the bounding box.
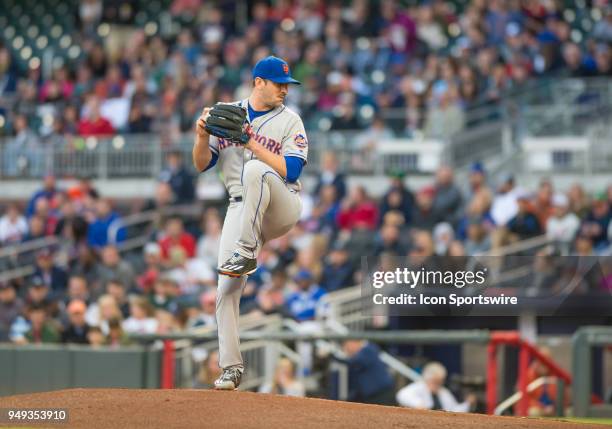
(431, 166, 463, 226)
(86, 294, 123, 335)
(336, 340, 395, 405)
(424, 89, 466, 139)
(490, 174, 519, 227)
(23, 215, 47, 242)
(433, 222, 455, 256)
(320, 243, 356, 292)
(61, 300, 91, 344)
(158, 217, 196, 264)
(465, 162, 492, 209)
(579, 192, 611, 252)
(379, 174, 414, 226)
(546, 194, 580, 246)
(187, 291, 217, 329)
(165, 245, 216, 294)
(73, 246, 103, 291)
(286, 269, 327, 322)
(143, 182, 176, 213)
(337, 186, 379, 231)
(66, 274, 92, 305)
(98, 245, 136, 290)
(396, 361, 476, 412)
(137, 243, 163, 293)
(568, 183, 591, 219)
(3, 113, 41, 177)
(24, 303, 60, 344)
(106, 279, 130, 318)
(259, 358, 306, 397)
(574, 233, 595, 257)
(26, 175, 58, 217)
(79, 0, 103, 35)
(0, 281, 24, 341)
(122, 296, 158, 334)
(33, 248, 68, 293)
(78, 97, 115, 136)
(32, 197, 59, 235)
(0, 43, 17, 95)
(505, 191, 543, 240)
(254, 268, 289, 316)
(464, 219, 492, 255)
(533, 180, 555, 228)
(149, 277, 179, 313)
(412, 187, 437, 230)
(355, 116, 394, 158)
(107, 317, 131, 347)
(159, 151, 195, 203)
(314, 152, 347, 203)
(376, 0, 417, 55)
(25, 276, 58, 317)
(87, 326, 106, 348)
(374, 222, 406, 256)
(55, 199, 88, 244)
(0, 204, 28, 244)
(306, 185, 340, 235)
(87, 198, 125, 248)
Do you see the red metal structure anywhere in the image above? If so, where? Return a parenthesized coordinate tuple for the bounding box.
(161, 340, 176, 389)
(485, 330, 601, 416)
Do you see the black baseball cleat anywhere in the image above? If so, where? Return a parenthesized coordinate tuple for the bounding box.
(218, 252, 257, 277)
(214, 367, 243, 390)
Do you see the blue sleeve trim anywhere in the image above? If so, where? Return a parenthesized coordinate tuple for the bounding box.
(202, 152, 218, 172)
(285, 156, 304, 183)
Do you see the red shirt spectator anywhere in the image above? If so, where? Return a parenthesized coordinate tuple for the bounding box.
(78, 116, 115, 136)
(78, 96, 115, 136)
(337, 186, 379, 230)
(158, 218, 196, 263)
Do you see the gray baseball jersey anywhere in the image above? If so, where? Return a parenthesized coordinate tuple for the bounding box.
(208, 99, 308, 197)
(206, 99, 308, 371)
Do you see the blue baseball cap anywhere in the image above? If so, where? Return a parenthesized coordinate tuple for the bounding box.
(252, 56, 301, 85)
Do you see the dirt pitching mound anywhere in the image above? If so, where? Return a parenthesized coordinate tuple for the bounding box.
(0, 389, 601, 428)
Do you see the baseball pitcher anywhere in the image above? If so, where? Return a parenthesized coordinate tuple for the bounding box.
(192, 56, 307, 390)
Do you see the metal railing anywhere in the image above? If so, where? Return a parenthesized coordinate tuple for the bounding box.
(0, 134, 195, 180)
(0, 123, 507, 180)
(0, 203, 204, 285)
(0, 236, 59, 282)
(494, 376, 559, 415)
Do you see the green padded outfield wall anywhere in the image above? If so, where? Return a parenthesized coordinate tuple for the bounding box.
(0, 344, 162, 395)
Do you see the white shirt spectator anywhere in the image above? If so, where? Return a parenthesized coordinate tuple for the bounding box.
(490, 187, 521, 227)
(396, 380, 471, 412)
(547, 213, 580, 243)
(166, 258, 216, 295)
(122, 317, 158, 334)
(0, 213, 28, 243)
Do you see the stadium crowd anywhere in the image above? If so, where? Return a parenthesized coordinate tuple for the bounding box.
(1, 0, 611, 157)
(1, 149, 612, 348)
(0, 0, 611, 405)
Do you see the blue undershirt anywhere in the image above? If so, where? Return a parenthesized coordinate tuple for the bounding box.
(203, 103, 304, 183)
